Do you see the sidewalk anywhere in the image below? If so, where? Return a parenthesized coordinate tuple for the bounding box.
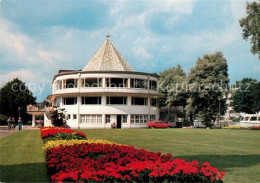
(0, 125, 40, 139)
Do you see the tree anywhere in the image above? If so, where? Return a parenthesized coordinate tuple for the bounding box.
(231, 78, 260, 113)
(239, 1, 260, 59)
(50, 107, 67, 127)
(0, 78, 36, 122)
(186, 52, 229, 127)
(159, 65, 188, 108)
(38, 100, 51, 109)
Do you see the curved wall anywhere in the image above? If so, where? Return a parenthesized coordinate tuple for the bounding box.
(52, 72, 159, 129)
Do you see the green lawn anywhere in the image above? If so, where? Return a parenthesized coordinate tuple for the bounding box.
(0, 130, 48, 182)
(0, 129, 259, 182)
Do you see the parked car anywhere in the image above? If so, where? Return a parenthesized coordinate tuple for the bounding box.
(147, 120, 172, 128)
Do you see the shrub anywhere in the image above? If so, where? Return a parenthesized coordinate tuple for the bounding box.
(0, 114, 8, 125)
(50, 108, 66, 127)
(232, 117, 241, 122)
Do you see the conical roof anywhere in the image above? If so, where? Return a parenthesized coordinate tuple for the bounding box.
(82, 39, 135, 72)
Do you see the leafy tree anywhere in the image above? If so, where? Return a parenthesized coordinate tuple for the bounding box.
(186, 52, 229, 127)
(159, 65, 188, 108)
(50, 107, 67, 127)
(239, 1, 260, 59)
(231, 78, 260, 113)
(0, 78, 36, 122)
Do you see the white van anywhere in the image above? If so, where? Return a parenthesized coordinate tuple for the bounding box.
(240, 113, 260, 127)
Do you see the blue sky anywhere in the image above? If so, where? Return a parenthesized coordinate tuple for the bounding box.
(0, 0, 259, 102)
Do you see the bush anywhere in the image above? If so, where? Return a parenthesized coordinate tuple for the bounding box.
(232, 117, 241, 122)
(50, 108, 66, 127)
(0, 114, 8, 125)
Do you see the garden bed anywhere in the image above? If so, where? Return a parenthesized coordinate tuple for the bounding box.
(40, 127, 225, 182)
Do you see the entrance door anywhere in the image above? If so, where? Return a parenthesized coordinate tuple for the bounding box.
(117, 115, 122, 129)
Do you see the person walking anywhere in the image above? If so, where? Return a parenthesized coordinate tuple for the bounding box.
(11, 117, 16, 131)
(7, 117, 11, 131)
(18, 117, 23, 131)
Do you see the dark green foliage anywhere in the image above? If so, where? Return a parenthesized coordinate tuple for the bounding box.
(186, 52, 229, 127)
(0, 78, 36, 122)
(0, 114, 8, 125)
(239, 1, 260, 59)
(55, 132, 86, 140)
(42, 132, 86, 143)
(38, 100, 52, 108)
(232, 117, 241, 122)
(159, 65, 188, 108)
(50, 107, 67, 127)
(231, 78, 260, 113)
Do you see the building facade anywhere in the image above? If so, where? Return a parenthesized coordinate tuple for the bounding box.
(47, 38, 160, 129)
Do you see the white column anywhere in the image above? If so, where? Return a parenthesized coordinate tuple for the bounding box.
(103, 77, 106, 88)
(128, 78, 131, 88)
(60, 97, 62, 106)
(32, 115, 36, 127)
(102, 114, 105, 128)
(77, 96, 81, 129)
(128, 96, 131, 106)
(128, 114, 131, 129)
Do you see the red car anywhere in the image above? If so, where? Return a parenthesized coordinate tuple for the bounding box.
(147, 120, 172, 128)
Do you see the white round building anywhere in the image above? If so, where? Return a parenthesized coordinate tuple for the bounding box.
(48, 38, 159, 129)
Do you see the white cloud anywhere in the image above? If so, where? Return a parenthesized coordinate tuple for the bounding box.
(0, 69, 49, 85)
(147, 0, 194, 14)
(1, 0, 259, 100)
(38, 51, 63, 64)
(229, 0, 257, 21)
(132, 47, 153, 59)
(0, 17, 27, 57)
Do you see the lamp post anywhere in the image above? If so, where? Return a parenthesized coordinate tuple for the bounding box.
(218, 97, 221, 128)
(18, 107, 21, 118)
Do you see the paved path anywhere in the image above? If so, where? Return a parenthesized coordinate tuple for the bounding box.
(0, 126, 40, 139)
(0, 126, 16, 139)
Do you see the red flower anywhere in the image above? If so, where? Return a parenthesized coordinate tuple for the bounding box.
(43, 127, 226, 182)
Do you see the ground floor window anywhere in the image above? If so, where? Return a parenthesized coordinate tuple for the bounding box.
(80, 114, 102, 123)
(73, 114, 77, 120)
(105, 115, 111, 123)
(122, 115, 128, 123)
(150, 115, 156, 121)
(131, 114, 149, 123)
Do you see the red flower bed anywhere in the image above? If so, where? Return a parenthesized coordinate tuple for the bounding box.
(40, 127, 86, 139)
(251, 126, 260, 130)
(45, 143, 225, 182)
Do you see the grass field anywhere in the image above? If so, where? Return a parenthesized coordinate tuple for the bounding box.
(0, 130, 48, 182)
(0, 129, 259, 182)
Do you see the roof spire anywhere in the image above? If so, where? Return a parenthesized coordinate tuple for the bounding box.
(106, 29, 111, 39)
(82, 38, 135, 72)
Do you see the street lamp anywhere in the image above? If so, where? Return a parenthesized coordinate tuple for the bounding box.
(218, 97, 221, 128)
(18, 107, 22, 118)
